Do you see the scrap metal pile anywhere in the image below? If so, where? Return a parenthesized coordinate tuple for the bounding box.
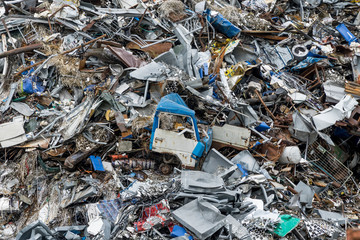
(1, 0, 360, 239)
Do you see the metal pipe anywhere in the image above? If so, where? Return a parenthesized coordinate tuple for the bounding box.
(0, 43, 42, 59)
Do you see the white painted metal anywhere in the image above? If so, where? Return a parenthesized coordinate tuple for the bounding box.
(152, 128, 198, 167)
(212, 124, 251, 149)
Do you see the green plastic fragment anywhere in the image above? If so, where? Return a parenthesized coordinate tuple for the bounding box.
(273, 214, 300, 237)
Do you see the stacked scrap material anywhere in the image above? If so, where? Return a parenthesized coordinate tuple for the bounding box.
(0, 0, 360, 239)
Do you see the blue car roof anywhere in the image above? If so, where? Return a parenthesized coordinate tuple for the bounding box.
(156, 93, 195, 117)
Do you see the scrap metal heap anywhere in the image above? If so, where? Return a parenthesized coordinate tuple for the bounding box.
(1, 0, 360, 239)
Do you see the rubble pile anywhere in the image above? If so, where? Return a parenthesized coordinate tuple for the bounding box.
(1, 0, 360, 239)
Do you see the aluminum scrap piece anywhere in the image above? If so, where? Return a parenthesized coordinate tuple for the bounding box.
(304, 219, 345, 239)
(172, 198, 226, 239)
(95, 8, 146, 16)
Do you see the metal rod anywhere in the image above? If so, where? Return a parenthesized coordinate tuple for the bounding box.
(0, 43, 42, 59)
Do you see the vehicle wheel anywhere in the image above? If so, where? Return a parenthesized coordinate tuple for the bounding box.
(159, 163, 172, 175)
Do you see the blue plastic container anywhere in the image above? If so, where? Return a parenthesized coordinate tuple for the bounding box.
(205, 9, 241, 38)
(336, 23, 358, 45)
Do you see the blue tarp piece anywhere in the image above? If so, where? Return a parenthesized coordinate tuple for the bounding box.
(21, 61, 35, 76)
(204, 9, 241, 38)
(156, 93, 195, 117)
(90, 155, 105, 172)
(21, 76, 45, 94)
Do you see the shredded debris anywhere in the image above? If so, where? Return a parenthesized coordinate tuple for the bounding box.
(1, 0, 360, 239)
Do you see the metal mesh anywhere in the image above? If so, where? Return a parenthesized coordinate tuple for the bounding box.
(94, 18, 121, 38)
(178, 13, 203, 33)
(307, 141, 352, 186)
(23, 22, 39, 44)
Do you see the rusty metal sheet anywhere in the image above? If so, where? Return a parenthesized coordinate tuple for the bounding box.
(17, 138, 51, 148)
(256, 142, 285, 162)
(106, 45, 146, 68)
(46, 146, 69, 157)
(126, 41, 172, 58)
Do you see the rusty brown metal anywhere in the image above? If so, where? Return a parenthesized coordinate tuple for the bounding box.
(98, 40, 123, 48)
(61, 34, 106, 55)
(347, 228, 360, 240)
(82, 20, 96, 32)
(136, 7, 149, 27)
(349, 106, 360, 127)
(0, 43, 43, 59)
(64, 149, 96, 169)
(213, 46, 226, 74)
(106, 45, 146, 68)
(255, 90, 276, 119)
(17, 138, 51, 149)
(299, 64, 324, 90)
(126, 41, 172, 58)
(345, 82, 360, 96)
(14, 60, 45, 78)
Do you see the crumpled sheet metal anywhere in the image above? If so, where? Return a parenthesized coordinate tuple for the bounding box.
(231, 150, 260, 172)
(16, 220, 55, 240)
(181, 170, 225, 193)
(3, 0, 360, 238)
(172, 197, 226, 239)
(106, 46, 146, 68)
(312, 94, 358, 131)
(293, 181, 315, 208)
(130, 61, 169, 81)
(0, 119, 27, 148)
(202, 148, 237, 175)
(126, 41, 173, 58)
(10, 102, 34, 117)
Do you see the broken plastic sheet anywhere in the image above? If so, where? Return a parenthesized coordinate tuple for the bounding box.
(242, 197, 280, 221)
(291, 56, 329, 71)
(202, 148, 244, 179)
(16, 220, 55, 240)
(273, 215, 300, 237)
(315, 209, 347, 225)
(224, 215, 250, 239)
(134, 199, 170, 232)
